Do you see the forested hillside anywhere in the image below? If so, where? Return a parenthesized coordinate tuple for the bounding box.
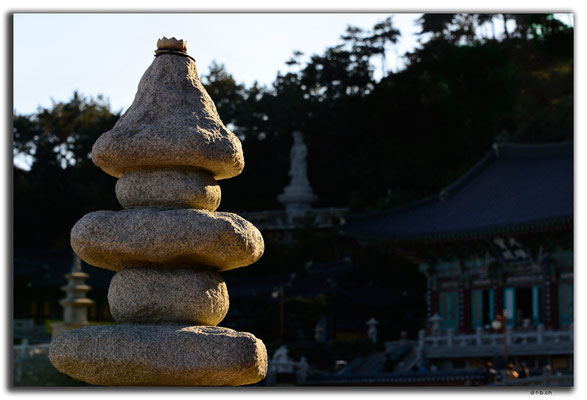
(14, 14, 573, 249)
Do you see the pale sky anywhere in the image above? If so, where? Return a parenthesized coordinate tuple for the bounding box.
(13, 13, 423, 115)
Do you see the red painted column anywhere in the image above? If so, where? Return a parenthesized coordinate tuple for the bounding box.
(546, 278, 558, 329)
(495, 286, 504, 318)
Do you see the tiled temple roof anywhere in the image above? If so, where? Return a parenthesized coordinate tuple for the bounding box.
(341, 142, 573, 242)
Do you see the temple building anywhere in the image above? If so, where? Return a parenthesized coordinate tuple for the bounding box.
(13, 139, 573, 385)
(341, 142, 573, 375)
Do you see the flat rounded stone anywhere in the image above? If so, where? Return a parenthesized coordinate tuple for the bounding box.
(108, 268, 228, 325)
(49, 324, 267, 386)
(91, 54, 244, 180)
(115, 167, 221, 210)
(71, 208, 264, 272)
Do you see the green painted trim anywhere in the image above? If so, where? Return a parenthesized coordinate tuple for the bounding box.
(558, 282, 574, 326)
(504, 288, 516, 327)
(532, 285, 543, 325)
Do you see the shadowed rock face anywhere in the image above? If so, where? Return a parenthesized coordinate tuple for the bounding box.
(49, 325, 267, 386)
(50, 38, 267, 387)
(92, 54, 244, 180)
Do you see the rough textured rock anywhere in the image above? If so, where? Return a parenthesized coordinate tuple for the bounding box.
(71, 208, 264, 272)
(52, 40, 268, 387)
(49, 324, 267, 386)
(108, 267, 228, 325)
(115, 167, 221, 210)
(91, 55, 244, 180)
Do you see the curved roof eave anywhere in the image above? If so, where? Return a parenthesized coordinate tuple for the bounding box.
(340, 141, 573, 243)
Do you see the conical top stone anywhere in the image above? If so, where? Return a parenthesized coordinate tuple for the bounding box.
(92, 39, 244, 180)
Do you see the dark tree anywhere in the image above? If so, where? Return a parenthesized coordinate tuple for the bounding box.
(14, 93, 121, 248)
(13, 13, 573, 246)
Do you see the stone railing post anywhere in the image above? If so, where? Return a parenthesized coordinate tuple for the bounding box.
(537, 324, 544, 344)
(520, 332, 528, 344)
(447, 329, 454, 347)
(21, 338, 29, 356)
(418, 329, 426, 349)
(266, 364, 277, 386)
(554, 331, 561, 343)
(296, 357, 309, 385)
(49, 37, 267, 386)
(475, 327, 482, 346)
(569, 323, 574, 341)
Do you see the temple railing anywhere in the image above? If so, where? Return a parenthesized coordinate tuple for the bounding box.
(239, 208, 347, 230)
(265, 358, 310, 385)
(13, 341, 51, 383)
(417, 324, 573, 359)
(13, 341, 51, 359)
(489, 374, 573, 386)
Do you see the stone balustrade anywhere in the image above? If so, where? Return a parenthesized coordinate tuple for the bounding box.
(489, 373, 574, 386)
(417, 325, 573, 358)
(240, 208, 347, 231)
(14, 341, 50, 359)
(266, 359, 310, 385)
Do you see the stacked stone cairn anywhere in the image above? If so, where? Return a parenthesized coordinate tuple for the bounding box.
(49, 37, 267, 386)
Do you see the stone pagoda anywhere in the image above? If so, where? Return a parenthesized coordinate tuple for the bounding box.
(50, 254, 94, 339)
(49, 37, 267, 386)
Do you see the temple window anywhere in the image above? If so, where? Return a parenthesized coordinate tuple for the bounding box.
(439, 291, 459, 331)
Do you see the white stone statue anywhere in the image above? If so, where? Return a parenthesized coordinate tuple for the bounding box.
(366, 317, 379, 344)
(278, 131, 317, 212)
(296, 357, 309, 384)
(271, 345, 294, 373)
(288, 131, 310, 188)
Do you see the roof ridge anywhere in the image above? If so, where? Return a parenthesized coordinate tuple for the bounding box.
(345, 144, 500, 222)
(442, 147, 497, 198)
(498, 141, 573, 159)
(340, 140, 573, 241)
(444, 141, 573, 197)
(344, 194, 439, 223)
